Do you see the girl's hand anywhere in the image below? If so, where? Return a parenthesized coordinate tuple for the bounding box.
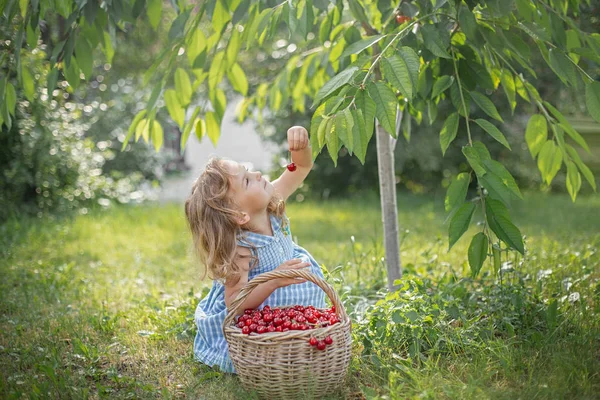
(287, 126, 309, 151)
(272, 258, 310, 288)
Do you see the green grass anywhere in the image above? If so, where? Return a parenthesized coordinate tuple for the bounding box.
(1, 191, 599, 399)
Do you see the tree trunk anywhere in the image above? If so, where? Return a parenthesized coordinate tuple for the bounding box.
(375, 120, 402, 292)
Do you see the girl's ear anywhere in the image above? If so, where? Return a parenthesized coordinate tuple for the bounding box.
(236, 212, 250, 226)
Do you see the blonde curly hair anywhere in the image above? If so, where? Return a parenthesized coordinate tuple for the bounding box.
(184, 157, 285, 285)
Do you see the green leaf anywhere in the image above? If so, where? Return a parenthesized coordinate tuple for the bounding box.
(585, 81, 600, 123)
(208, 51, 226, 92)
(151, 120, 164, 152)
(431, 75, 454, 98)
(397, 46, 420, 89)
(468, 232, 488, 278)
(165, 89, 185, 128)
(328, 114, 342, 166)
(483, 159, 523, 200)
(47, 67, 59, 94)
(175, 68, 192, 107)
(351, 108, 370, 164)
(485, 199, 524, 254)
(439, 112, 459, 156)
(458, 5, 478, 42)
(566, 145, 596, 191)
(74, 38, 93, 79)
(147, 0, 162, 30)
(246, 8, 271, 50)
(338, 107, 355, 154)
(462, 145, 487, 177)
(22, 67, 35, 101)
(525, 114, 547, 158)
(340, 35, 384, 59)
(474, 119, 510, 150)
(355, 89, 375, 146)
(19, 0, 28, 17)
(421, 24, 451, 59)
(195, 118, 207, 142)
(122, 110, 147, 151)
(102, 32, 114, 64)
(492, 243, 501, 275)
(310, 102, 326, 156)
(205, 111, 221, 147)
(537, 140, 563, 185)
(367, 81, 397, 137)
(135, 118, 150, 142)
(318, 11, 332, 44)
(566, 160, 581, 202)
(382, 55, 413, 99)
(470, 91, 503, 122)
(169, 8, 191, 41)
(500, 69, 516, 114)
(445, 172, 471, 212)
(210, 88, 227, 121)
(26, 24, 40, 50)
(543, 102, 590, 153)
(312, 66, 358, 108)
(226, 28, 241, 66)
(180, 106, 201, 152)
(448, 202, 476, 250)
(401, 108, 411, 142)
(548, 49, 578, 87)
(187, 29, 207, 67)
(227, 63, 248, 96)
(63, 57, 80, 91)
(5, 83, 16, 116)
(212, 0, 231, 34)
(427, 100, 438, 125)
(317, 116, 331, 149)
(479, 173, 511, 208)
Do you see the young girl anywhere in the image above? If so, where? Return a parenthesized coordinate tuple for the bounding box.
(184, 126, 327, 373)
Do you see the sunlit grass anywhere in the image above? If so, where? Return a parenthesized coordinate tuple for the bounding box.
(1, 191, 598, 398)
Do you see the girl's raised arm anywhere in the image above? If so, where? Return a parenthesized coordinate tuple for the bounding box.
(272, 126, 313, 201)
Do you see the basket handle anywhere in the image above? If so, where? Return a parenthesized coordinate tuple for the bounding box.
(223, 269, 348, 328)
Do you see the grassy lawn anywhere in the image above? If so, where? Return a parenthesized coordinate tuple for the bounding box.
(1, 191, 599, 399)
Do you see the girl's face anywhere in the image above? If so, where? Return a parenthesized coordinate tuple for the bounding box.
(222, 160, 274, 216)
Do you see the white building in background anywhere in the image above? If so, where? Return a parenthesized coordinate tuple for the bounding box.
(158, 99, 279, 204)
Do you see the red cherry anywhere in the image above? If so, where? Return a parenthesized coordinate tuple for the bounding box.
(290, 322, 299, 330)
(276, 326, 283, 332)
(268, 326, 276, 332)
(283, 321, 292, 329)
(242, 326, 250, 334)
(287, 162, 297, 172)
(244, 309, 253, 315)
(245, 319, 253, 326)
(249, 323, 258, 332)
(317, 341, 326, 351)
(309, 337, 318, 346)
(237, 321, 245, 328)
(324, 336, 333, 345)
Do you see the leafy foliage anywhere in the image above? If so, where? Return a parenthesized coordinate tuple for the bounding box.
(1, 0, 599, 271)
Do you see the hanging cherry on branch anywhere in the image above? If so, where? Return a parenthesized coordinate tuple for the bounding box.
(396, 14, 411, 24)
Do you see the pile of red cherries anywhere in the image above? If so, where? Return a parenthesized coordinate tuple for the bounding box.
(235, 304, 339, 335)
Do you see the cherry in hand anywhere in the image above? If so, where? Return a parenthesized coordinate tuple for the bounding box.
(287, 162, 297, 172)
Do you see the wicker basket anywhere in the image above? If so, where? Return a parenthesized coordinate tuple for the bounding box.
(223, 269, 352, 399)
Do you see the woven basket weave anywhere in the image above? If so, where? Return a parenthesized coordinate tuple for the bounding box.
(223, 269, 352, 399)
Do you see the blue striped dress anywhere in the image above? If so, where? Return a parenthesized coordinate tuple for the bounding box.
(193, 213, 327, 373)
